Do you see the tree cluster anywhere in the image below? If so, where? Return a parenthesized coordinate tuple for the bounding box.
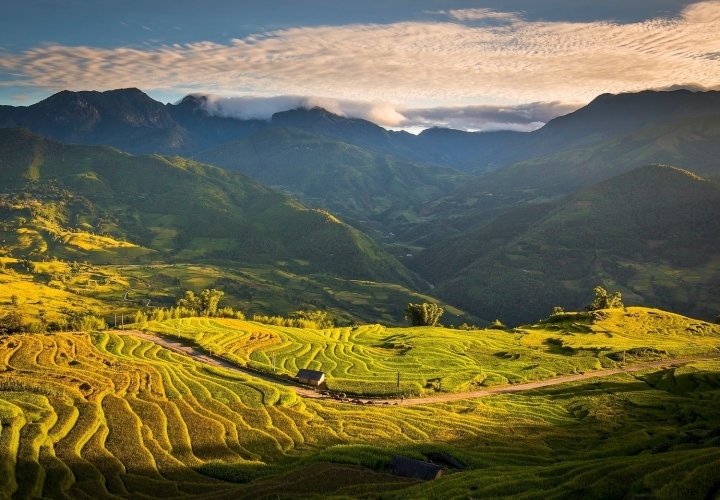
(404, 302, 444, 327)
(586, 286, 624, 311)
(176, 289, 225, 316)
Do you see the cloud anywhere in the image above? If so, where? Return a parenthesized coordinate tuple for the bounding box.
(444, 8, 522, 24)
(197, 94, 408, 126)
(11, 95, 29, 102)
(1, 1, 720, 113)
(195, 94, 580, 131)
(399, 101, 582, 131)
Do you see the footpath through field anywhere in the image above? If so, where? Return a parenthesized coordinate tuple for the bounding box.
(123, 331, 719, 406)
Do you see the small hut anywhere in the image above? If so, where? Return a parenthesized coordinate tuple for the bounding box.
(390, 455, 442, 480)
(296, 369, 325, 386)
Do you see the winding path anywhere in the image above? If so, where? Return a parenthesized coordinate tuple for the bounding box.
(121, 331, 719, 406)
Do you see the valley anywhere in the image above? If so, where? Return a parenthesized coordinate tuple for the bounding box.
(1, 86, 720, 499)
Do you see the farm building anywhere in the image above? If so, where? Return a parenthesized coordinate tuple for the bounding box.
(390, 455, 442, 480)
(296, 369, 325, 386)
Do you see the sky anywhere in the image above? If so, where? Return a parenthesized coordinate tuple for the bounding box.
(1, 0, 718, 132)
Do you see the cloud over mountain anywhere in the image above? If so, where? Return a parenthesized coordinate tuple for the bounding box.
(194, 94, 580, 131)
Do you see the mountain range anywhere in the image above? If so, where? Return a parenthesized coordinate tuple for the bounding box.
(2, 88, 720, 324)
(0, 127, 418, 288)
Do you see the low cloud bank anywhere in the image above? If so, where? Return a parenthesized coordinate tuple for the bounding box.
(195, 94, 581, 132)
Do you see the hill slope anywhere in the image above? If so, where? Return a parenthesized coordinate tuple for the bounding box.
(194, 127, 471, 235)
(482, 112, 720, 200)
(0, 128, 418, 286)
(411, 165, 720, 324)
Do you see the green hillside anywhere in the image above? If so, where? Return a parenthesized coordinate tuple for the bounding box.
(0, 128, 418, 287)
(412, 165, 720, 325)
(1, 308, 719, 498)
(482, 113, 720, 201)
(194, 127, 470, 236)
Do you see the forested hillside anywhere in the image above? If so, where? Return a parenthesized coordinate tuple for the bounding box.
(412, 165, 720, 324)
(194, 127, 471, 235)
(0, 128, 419, 287)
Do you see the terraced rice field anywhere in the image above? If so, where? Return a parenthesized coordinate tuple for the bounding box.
(142, 307, 720, 396)
(1, 326, 720, 498)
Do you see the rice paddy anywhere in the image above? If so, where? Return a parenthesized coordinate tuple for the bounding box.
(0, 324, 719, 498)
(141, 307, 720, 396)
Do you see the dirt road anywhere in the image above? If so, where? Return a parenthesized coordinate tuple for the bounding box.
(122, 331, 718, 406)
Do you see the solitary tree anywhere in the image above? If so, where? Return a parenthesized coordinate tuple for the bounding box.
(404, 302, 444, 326)
(10, 294, 19, 307)
(586, 286, 623, 311)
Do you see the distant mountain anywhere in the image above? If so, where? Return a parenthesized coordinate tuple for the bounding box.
(415, 89, 720, 174)
(0, 128, 420, 287)
(479, 112, 720, 200)
(0, 88, 198, 155)
(194, 127, 471, 236)
(410, 165, 720, 325)
(7, 88, 720, 176)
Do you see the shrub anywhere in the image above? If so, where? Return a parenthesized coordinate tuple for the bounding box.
(489, 319, 507, 330)
(252, 309, 332, 329)
(0, 311, 27, 333)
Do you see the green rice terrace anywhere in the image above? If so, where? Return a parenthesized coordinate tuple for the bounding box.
(141, 307, 720, 397)
(1, 308, 720, 499)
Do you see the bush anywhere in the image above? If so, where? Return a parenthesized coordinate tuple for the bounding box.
(252, 310, 332, 329)
(69, 314, 106, 332)
(489, 319, 507, 330)
(0, 311, 27, 334)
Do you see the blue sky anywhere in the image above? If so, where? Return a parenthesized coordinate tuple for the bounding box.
(1, 1, 716, 131)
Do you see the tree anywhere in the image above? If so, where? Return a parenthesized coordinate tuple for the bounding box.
(10, 294, 19, 307)
(404, 302, 444, 326)
(0, 311, 26, 334)
(715, 314, 720, 325)
(586, 286, 624, 311)
(176, 289, 225, 316)
(198, 289, 224, 316)
(290, 310, 333, 328)
(176, 290, 201, 312)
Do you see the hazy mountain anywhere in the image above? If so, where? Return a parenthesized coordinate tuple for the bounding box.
(193, 127, 472, 236)
(0, 88, 198, 155)
(409, 90, 720, 174)
(0, 128, 420, 287)
(480, 112, 720, 200)
(410, 165, 720, 325)
(6, 88, 720, 176)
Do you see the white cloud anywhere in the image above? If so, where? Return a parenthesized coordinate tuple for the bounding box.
(194, 94, 580, 131)
(1, 1, 719, 114)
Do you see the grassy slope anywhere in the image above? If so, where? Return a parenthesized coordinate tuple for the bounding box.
(0, 308, 719, 498)
(194, 127, 471, 237)
(140, 307, 720, 396)
(412, 165, 720, 325)
(0, 127, 419, 287)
